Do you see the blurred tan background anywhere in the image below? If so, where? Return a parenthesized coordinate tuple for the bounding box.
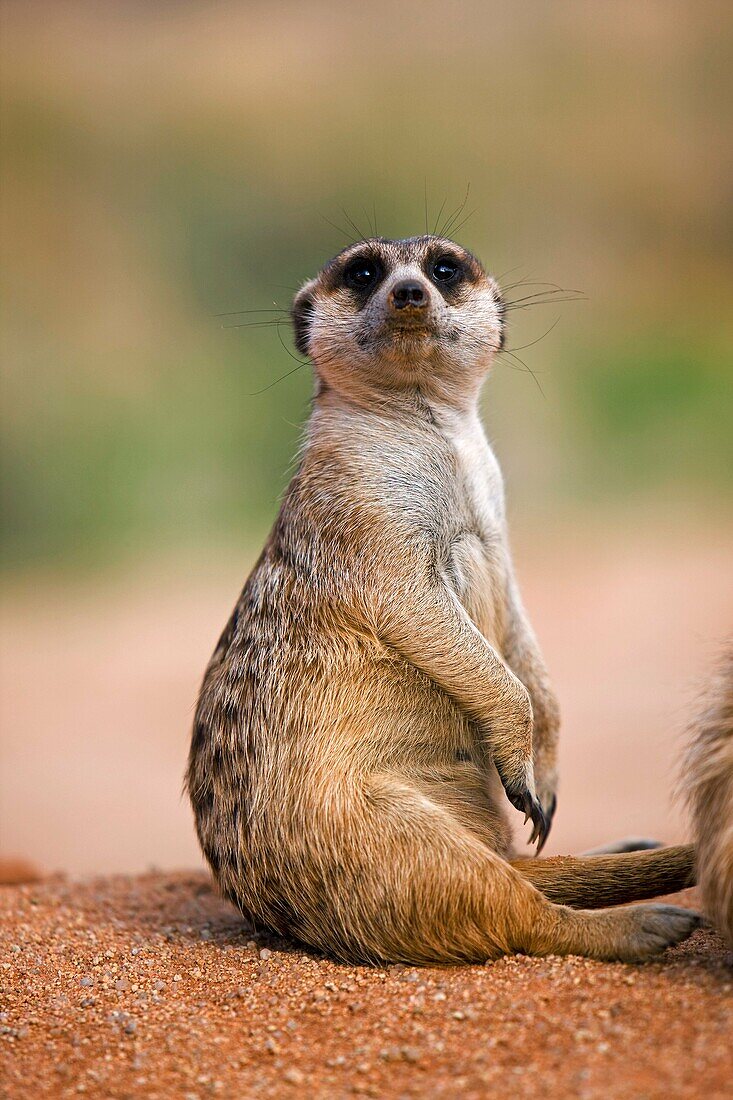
(1, 1, 731, 876)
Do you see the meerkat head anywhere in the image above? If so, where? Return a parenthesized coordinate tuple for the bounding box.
(291, 236, 505, 407)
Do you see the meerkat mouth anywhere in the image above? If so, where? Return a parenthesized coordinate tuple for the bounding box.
(384, 317, 440, 339)
(355, 316, 439, 348)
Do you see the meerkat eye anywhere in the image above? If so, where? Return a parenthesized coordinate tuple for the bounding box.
(344, 258, 381, 290)
(431, 256, 462, 284)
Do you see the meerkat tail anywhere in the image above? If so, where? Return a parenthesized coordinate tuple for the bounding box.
(511, 845, 695, 909)
(681, 649, 733, 946)
(580, 837, 663, 856)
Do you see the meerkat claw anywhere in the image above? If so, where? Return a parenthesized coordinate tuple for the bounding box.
(529, 804, 549, 852)
(506, 787, 549, 851)
(534, 814, 550, 853)
(531, 793, 556, 853)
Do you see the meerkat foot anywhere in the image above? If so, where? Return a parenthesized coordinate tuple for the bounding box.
(539, 903, 702, 962)
(599, 904, 702, 962)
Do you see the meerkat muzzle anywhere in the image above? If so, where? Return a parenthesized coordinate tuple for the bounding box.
(389, 279, 429, 311)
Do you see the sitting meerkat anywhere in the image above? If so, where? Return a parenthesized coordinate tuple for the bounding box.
(187, 235, 698, 964)
(682, 649, 733, 946)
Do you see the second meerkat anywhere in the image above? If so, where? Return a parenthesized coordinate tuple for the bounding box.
(188, 235, 698, 964)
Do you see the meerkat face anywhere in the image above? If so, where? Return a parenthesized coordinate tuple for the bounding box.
(291, 236, 504, 406)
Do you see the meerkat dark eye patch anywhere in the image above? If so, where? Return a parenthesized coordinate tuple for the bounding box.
(343, 256, 383, 293)
(430, 255, 463, 286)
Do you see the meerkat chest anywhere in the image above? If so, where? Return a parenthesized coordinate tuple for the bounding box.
(444, 417, 507, 636)
(450, 420, 504, 537)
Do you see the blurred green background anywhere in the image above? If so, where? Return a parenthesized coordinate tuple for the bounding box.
(2, 0, 731, 576)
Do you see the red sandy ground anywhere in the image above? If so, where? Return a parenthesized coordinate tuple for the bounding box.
(1, 872, 731, 1100)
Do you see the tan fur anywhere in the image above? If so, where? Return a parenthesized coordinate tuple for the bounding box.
(187, 236, 699, 964)
(682, 648, 733, 945)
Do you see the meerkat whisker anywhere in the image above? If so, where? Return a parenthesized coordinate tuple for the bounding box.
(247, 361, 307, 397)
(215, 308, 288, 318)
(339, 205, 370, 244)
(319, 213, 360, 246)
(438, 182, 471, 238)
(446, 208, 477, 240)
(221, 321, 289, 331)
(504, 289, 586, 309)
(499, 350, 547, 397)
(505, 316, 561, 353)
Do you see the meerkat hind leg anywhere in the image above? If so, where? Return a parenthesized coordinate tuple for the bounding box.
(300, 778, 700, 964)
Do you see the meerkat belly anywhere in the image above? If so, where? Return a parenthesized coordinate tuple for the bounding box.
(335, 642, 511, 852)
(329, 636, 474, 762)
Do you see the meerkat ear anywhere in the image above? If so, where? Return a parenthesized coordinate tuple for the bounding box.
(490, 280, 506, 351)
(291, 280, 317, 358)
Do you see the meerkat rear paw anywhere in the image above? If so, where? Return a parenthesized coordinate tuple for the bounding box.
(604, 904, 701, 962)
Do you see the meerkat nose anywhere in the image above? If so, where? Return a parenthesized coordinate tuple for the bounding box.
(390, 280, 428, 310)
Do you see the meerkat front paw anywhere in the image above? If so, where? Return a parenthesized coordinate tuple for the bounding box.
(496, 761, 550, 853)
(487, 679, 553, 850)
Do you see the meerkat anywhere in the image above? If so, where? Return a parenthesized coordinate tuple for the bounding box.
(682, 649, 733, 946)
(187, 235, 698, 964)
